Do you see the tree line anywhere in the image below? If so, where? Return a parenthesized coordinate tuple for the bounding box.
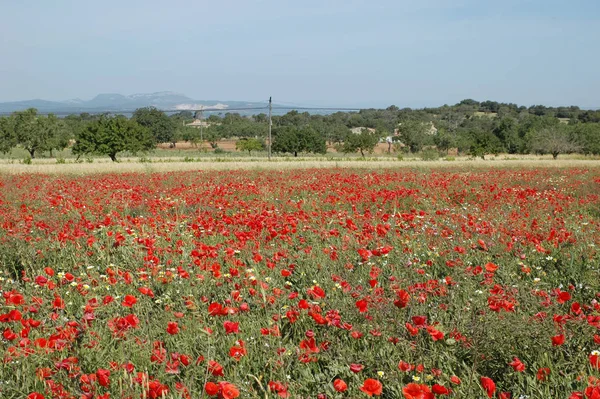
(1, 99, 599, 161)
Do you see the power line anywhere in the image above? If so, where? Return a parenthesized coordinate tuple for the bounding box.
(272, 106, 361, 111)
(0, 104, 364, 117)
(0, 106, 270, 117)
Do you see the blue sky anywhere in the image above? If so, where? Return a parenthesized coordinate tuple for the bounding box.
(1, 0, 599, 108)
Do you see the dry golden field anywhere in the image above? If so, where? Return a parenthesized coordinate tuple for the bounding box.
(1, 157, 599, 174)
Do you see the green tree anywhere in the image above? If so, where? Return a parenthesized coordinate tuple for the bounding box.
(235, 138, 264, 155)
(0, 116, 15, 154)
(530, 125, 581, 159)
(133, 107, 176, 146)
(12, 108, 61, 158)
(175, 126, 202, 147)
(433, 129, 455, 154)
(340, 129, 379, 157)
(397, 119, 429, 153)
(470, 131, 503, 159)
(571, 123, 600, 155)
(272, 126, 326, 157)
(43, 115, 73, 157)
(493, 117, 521, 154)
(73, 116, 154, 162)
(254, 113, 268, 123)
(328, 124, 351, 145)
(204, 129, 221, 149)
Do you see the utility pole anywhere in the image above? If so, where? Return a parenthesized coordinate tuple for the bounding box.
(268, 97, 272, 160)
(199, 109, 203, 145)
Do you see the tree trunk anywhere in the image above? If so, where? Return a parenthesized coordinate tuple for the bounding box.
(552, 152, 558, 160)
(360, 149, 365, 157)
(28, 149, 35, 159)
(294, 151, 298, 157)
(109, 153, 117, 162)
(49, 149, 53, 157)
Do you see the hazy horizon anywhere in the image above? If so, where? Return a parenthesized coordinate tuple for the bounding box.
(1, 0, 599, 108)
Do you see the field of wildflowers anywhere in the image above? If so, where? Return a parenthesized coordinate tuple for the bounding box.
(1, 168, 599, 399)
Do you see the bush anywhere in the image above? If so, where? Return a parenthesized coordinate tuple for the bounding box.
(420, 148, 440, 161)
(56, 157, 66, 164)
(22, 156, 32, 164)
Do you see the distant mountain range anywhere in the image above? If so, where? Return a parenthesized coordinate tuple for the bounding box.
(0, 92, 269, 115)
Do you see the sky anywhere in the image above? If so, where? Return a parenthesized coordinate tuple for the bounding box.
(1, 0, 599, 108)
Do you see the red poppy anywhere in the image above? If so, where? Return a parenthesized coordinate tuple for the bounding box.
(333, 379, 348, 392)
(27, 394, 45, 399)
(590, 353, 600, 369)
(412, 316, 427, 327)
(208, 360, 224, 376)
(402, 383, 434, 399)
(356, 298, 368, 313)
(205, 382, 219, 396)
(552, 334, 565, 346)
(426, 326, 444, 341)
(268, 381, 290, 398)
(122, 295, 137, 307)
(360, 379, 383, 397)
(536, 368, 551, 381)
(432, 384, 451, 395)
(480, 377, 496, 398)
(585, 386, 600, 399)
(557, 291, 571, 304)
(167, 321, 180, 335)
(485, 262, 498, 273)
(223, 321, 240, 334)
(509, 357, 526, 372)
(96, 368, 110, 387)
(398, 360, 413, 372)
(394, 289, 410, 308)
(350, 363, 364, 373)
(218, 382, 240, 399)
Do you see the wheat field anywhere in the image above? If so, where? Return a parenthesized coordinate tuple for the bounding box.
(1, 157, 599, 174)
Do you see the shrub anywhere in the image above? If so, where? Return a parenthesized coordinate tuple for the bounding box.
(420, 148, 440, 161)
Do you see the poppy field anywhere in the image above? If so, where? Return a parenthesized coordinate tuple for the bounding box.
(1, 167, 600, 399)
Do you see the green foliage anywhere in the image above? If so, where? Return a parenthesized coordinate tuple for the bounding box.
(328, 124, 351, 144)
(530, 125, 581, 159)
(571, 122, 600, 155)
(133, 107, 176, 144)
(235, 138, 264, 155)
(272, 126, 327, 157)
(433, 129, 455, 154)
(467, 130, 504, 159)
(176, 126, 202, 146)
(11, 108, 61, 158)
(340, 128, 379, 157)
(0, 116, 15, 153)
(420, 148, 441, 161)
(73, 116, 154, 162)
(397, 120, 431, 153)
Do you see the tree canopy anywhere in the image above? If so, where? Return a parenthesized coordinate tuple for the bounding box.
(272, 126, 326, 157)
(73, 116, 154, 161)
(133, 107, 176, 145)
(340, 129, 379, 157)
